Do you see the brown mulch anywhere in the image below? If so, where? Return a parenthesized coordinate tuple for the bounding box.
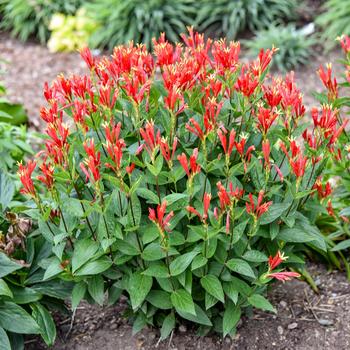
(1, 33, 349, 350)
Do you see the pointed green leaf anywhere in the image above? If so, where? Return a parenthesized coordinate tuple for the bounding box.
(200, 275, 224, 303)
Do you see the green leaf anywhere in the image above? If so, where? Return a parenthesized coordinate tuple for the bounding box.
(248, 294, 276, 313)
(143, 262, 169, 278)
(43, 258, 63, 280)
(9, 286, 42, 304)
(170, 250, 199, 276)
(136, 187, 159, 204)
(163, 193, 188, 206)
(88, 275, 105, 306)
(277, 227, 316, 243)
(128, 272, 152, 310)
(71, 282, 86, 310)
(0, 170, 15, 209)
(72, 238, 100, 273)
(226, 258, 256, 279)
(331, 239, 350, 252)
(259, 202, 290, 225)
(0, 279, 13, 298)
(171, 289, 195, 315)
(0, 253, 22, 278)
(62, 198, 84, 217)
(75, 256, 112, 276)
(200, 275, 224, 303)
(0, 302, 40, 334)
(191, 255, 207, 270)
(223, 282, 239, 304)
(31, 303, 56, 346)
(242, 250, 268, 263)
(160, 312, 175, 340)
(146, 290, 172, 309)
(176, 303, 212, 326)
(223, 302, 241, 337)
(0, 327, 11, 350)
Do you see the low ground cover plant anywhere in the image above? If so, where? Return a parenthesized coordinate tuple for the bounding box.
(17, 29, 344, 339)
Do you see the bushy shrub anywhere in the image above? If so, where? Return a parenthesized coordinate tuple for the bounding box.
(86, 0, 197, 49)
(196, 0, 298, 40)
(0, 0, 86, 43)
(19, 29, 340, 339)
(47, 8, 97, 52)
(311, 36, 350, 276)
(316, 0, 350, 49)
(244, 24, 316, 72)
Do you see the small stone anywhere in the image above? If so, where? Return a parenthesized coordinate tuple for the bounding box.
(280, 301, 287, 308)
(318, 319, 334, 326)
(277, 326, 283, 335)
(110, 323, 118, 330)
(225, 337, 231, 344)
(288, 322, 298, 330)
(179, 325, 187, 333)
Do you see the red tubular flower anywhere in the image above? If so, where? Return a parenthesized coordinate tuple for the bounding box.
(263, 84, 282, 108)
(203, 97, 223, 132)
(266, 251, 300, 281)
(217, 126, 236, 157)
(126, 163, 135, 174)
(339, 35, 350, 54)
(246, 190, 272, 218)
(37, 162, 54, 189)
(326, 199, 335, 217)
(290, 153, 308, 179)
(177, 148, 201, 179)
(80, 139, 101, 183)
(187, 193, 211, 223)
(256, 107, 279, 134)
(203, 74, 222, 98)
(104, 122, 126, 173)
(99, 81, 118, 109)
(122, 73, 151, 104)
(268, 251, 287, 270)
(186, 118, 205, 141)
(153, 33, 182, 66)
(251, 47, 278, 77)
(235, 134, 255, 170)
(149, 200, 174, 234)
(225, 212, 230, 234)
(211, 39, 240, 73)
(18, 160, 36, 197)
(216, 181, 243, 211)
(318, 63, 338, 99)
(139, 120, 158, 158)
(80, 47, 96, 70)
(313, 178, 332, 199)
(262, 139, 270, 169)
(164, 85, 186, 115)
(267, 271, 301, 281)
(235, 65, 259, 97)
(159, 136, 177, 167)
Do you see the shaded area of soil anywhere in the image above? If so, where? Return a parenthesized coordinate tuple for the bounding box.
(27, 264, 350, 350)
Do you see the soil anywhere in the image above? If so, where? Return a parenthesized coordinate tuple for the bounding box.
(0, 33, 349, 350)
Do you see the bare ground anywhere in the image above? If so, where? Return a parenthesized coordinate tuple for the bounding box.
(0, 33, 349, 350)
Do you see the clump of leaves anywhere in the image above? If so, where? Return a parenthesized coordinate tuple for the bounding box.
(244, 24, 316, 71)
(0, 0, 86, 43)
(316, 0, 350, 49)
(47, 8, 98, 52)
(86, 0, 197, 49)
(19, 29, 337, 341)
(196, 0, 298, 40)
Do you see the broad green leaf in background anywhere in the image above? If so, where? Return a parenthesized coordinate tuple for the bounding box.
(200, 275, 225, 303)
(31, 303, 56, 346)
(0, 253, 23, 278)
(171, 288, 196, 315)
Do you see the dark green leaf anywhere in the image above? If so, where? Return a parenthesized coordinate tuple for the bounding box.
(0, 170, 15, 209)
(226, 258, 256, 279)
(0, 302, 40, 334)
(0, 253, 22, 278)
(160, 312, 175, 340)
(171, 289, 195, 315)
(71, 282, 86, 310)
(248, 294, 276, 313)
(75, 256, 112, 276)
(170, 250, 199, 276)
(128, 272, 152, 310)
(146, 290, 172, 309)
(242, 250, 268, 263)
(31, 303, 56, 346)
(88, 275, 105, 306)
(0, 327, 11, 350)
(223, 302, 241, 337)
(200, 275, 224, 303)
(72, 238, 100, 273)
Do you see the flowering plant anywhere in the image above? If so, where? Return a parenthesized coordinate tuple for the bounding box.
(311, 35, 350, 275)
(19, 29, 335, 338)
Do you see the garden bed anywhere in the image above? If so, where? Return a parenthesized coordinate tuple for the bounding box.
(27, 264, 350, 350)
